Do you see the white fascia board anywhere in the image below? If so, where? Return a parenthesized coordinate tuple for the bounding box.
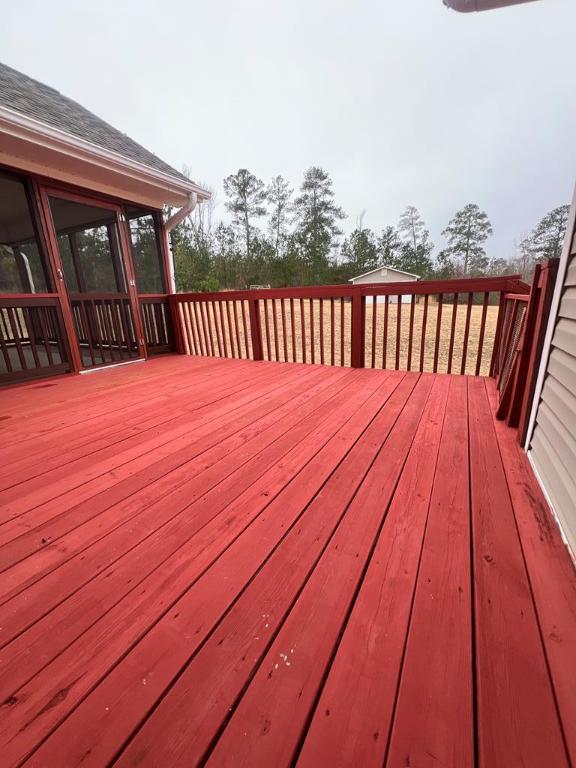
(0, 105, 211, 204)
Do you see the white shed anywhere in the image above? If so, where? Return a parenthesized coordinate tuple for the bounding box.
(349, 265, 420, 304)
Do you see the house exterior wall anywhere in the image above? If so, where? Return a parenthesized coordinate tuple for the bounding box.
(350, 270, 416, 303)
(527, 200, 576, 556)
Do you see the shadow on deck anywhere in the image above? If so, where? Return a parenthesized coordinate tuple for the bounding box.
(0, 355, 574, 767)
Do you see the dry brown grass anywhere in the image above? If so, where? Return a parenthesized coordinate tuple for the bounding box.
(180, 298, 499, 377)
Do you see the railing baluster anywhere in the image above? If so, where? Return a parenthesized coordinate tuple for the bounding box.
(248, 299, 263, 360)
(272, 299, 279, 361)
(213, 302, 223, 357)
(300, 299, 306, 364)
(309, 298, 315, 364)
(192, 302, 202, 355)
(218, 301, 228, 358)
(330, 297, 335, 366)
(263, 299, 271, 360)
(241, 300, 250, 358)
(232, 301, 241, 358)
(476, 292, 490, 377)
(281, 298, 288, 362)
(190, 302, 201, 355)
(201, 302, 214, 356)
(395, 297, 402, 370)
(104, 301, 118, 361)
(447, 292, 458, 374)
(419, 294, 428, 372)
(119, 299, 135, 357)
(112, 301, 126, 360)
(0, 311, 12, 372)
(460, 293, 473, 375)
(382, 295, 389, 369)
(351, 294, 365, 368)
(433, 293, 444, 373)
(40, 306, 56, 366)
(490, 291, 507, 378)
(22, 307, 40, 368)
(340, 298, 345, 367)
(97, 301, 108, 363)
(319, 298, 325, 365)
(371, 298, 377, 368)
(7, 307, 27, 369)
(184, 302, 195, 355)
(290, 298, 296, 362)
(407, 295, 415, 372)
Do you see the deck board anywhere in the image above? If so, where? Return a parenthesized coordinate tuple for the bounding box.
(0, 355, 574, 768)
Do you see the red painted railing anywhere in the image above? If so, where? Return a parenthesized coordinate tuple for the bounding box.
(170, 275, 529, 377)
(493, 260, 559, 442)
(139, 295, 175, 355)
(0, 295, 71, 384)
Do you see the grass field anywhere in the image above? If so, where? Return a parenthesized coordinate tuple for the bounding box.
(181, 297, 499, 377)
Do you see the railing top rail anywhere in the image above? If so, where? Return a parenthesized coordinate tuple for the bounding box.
(0, 294, 61, 306)
(171, 275, 526, 304)
(504, 292, 530, 302)
(0, 293, 60, 301)
(69, 292, 131, 300)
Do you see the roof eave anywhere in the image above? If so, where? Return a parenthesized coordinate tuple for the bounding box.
(0, 105, 211, 207)
(349, 265, 421, 282)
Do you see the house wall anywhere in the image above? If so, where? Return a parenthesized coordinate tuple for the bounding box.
(527, 195, 576, 556)
(350, 271, 416, 304)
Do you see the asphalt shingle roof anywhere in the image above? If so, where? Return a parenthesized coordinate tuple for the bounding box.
(0, 62, 190, 183)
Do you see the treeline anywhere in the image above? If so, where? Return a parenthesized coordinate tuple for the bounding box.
(171, 166, 569, 292)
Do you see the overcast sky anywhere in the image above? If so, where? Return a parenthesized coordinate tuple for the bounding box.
(3, 0, 575, 258)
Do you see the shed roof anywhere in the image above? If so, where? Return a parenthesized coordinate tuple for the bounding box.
(349, 265, 421, 282)
(0, 61, 189, 184)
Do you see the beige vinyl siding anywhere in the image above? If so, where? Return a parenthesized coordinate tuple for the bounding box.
(529, 245, 576, 554)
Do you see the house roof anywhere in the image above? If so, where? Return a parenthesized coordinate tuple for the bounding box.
(0, 61, 190, 185)
(349, 265, 421, 282)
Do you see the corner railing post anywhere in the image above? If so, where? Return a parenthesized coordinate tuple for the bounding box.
(351, 292, 365, 368)
(248, 297, 264, 361)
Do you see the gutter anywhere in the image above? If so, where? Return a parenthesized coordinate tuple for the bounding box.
(163, 192, 199, 293)
(0, 105, 211, 202)
(164, 192, 198, 232)
(443, 0, 539, 10)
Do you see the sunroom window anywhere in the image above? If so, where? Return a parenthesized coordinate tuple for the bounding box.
(0, 171, 50, 294)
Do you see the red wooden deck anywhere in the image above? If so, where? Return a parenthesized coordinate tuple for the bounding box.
(0, 355, 575, 768)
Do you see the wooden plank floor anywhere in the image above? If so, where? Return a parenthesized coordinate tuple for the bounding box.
(0, 355, 575, 768)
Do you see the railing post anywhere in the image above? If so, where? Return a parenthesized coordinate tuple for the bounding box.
(248, 297, 264, 361)
(489, 291, 507, 378)
(517, 259, 559, 443)
(351, 292, 365, 368)
(168, 295, 186, 355)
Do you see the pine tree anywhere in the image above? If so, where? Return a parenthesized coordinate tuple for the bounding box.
(266, 175, 293, 257)
(293, 167, 345, 283)
(341, 228, 379, 275)
(398, 206, 427, 252)
(378, 226, 402, 266)
(442, 204, 493, 276)
(520, 205, 570, 265)
(223, 169, 267, 259)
